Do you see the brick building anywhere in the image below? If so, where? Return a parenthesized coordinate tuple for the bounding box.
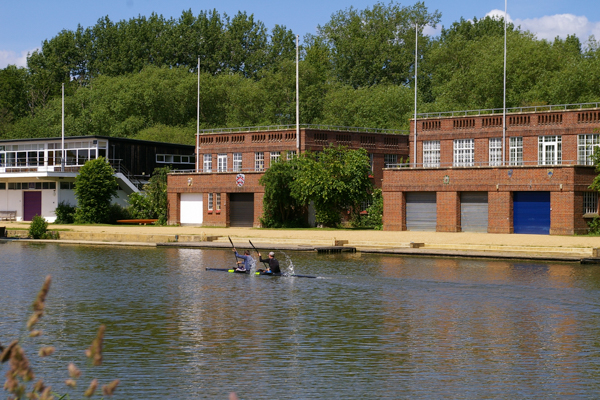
(383, 105, 600, 235)
(167, 126, 409, 226)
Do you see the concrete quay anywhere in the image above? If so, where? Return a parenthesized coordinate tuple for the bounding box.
(2, 222, 600, 263)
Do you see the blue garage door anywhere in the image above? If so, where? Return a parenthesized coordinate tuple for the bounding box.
(513, 192, 550, 234)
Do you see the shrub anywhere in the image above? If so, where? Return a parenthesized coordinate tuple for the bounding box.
(106, 203, 131, 224)
(55, 201, 76, 224)
(28, 215, 48, 239)
(588, 217, 600, 235)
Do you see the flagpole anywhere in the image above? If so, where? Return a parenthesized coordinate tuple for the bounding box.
(61, 83, 65, 172)
(413, 22, 418, 167)
(296, 34, 300, 154)
(502, 0, 507, 166)
(197, 57, 200, 173)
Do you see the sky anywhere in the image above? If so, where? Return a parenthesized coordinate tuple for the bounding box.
(1, 0, 600, 69)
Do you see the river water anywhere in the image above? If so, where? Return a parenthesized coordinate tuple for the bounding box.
(1, 241, 600, 399)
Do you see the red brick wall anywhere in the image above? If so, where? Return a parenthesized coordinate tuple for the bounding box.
(437, 192, 460, 232)
(167, 172, 265, 227)
(488, 191, 512, 233)
(410, 108, 600, 166)
(383, 166, 596, 235)
(383, 191, 405, 231)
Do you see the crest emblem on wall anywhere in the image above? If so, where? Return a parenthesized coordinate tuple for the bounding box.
(236, 173, 245, 187)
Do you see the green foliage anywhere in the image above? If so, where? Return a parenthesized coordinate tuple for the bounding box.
(106, 203, 131, 224)
(28, 215, 49, 239)
(352, 189, 384, 229)
(55, 201, 76, 224)
(587, 217, 600, 235)
(127, 166, 171, 225)
(290, 146, 374, 227)
(589, 146, 600, 193)
(316, 1, 441, 88)
(259, 155, 307, 228)
(1, 4, 600, 139)
(74, 157, 119, 223)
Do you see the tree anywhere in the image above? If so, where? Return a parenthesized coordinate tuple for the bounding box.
(259, 155, 307, 227)
(74, 157, 119, 223)
(127, 166, 171, 224)
(290, 146, 373, 227)
(316, 1, 440, 88)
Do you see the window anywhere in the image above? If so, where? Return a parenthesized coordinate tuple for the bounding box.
(208, 193, 213, 211)
(233, 153, 242, 172)
(255, 152, 265, 171)
(384, 154, 398, 168)
(454, 139, 474, 167)
(216, 193, 221, 210)
(578, 134, 600, 165)
(60, 182, 76, 190)
(217, 153, 227, 172)
(489, 138, 502, 166)
(423, 141, 440, 167)
(369, 153, 374, 171)
(203, 154, 212, 172)
(509, 137, 523, 166)
(270, 151, 280, 164)
(538, 136, 562, 165)
(584, 192, 599, 215)
(287, 151, 296, 160)
(0, 183, 5, 190)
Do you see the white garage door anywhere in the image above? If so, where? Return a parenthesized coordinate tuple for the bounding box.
(180, 193, 203, 225)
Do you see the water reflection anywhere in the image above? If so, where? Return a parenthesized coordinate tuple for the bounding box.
(1, 242, 600, 399)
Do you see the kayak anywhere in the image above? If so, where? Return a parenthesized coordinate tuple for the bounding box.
(205, 268, 317, 278)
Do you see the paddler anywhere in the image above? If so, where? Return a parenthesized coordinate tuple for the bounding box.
(232, 248, 253, 272)
(258, 251, 281, 275)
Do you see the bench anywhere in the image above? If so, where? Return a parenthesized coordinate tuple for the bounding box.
(0, 211, 16, 221)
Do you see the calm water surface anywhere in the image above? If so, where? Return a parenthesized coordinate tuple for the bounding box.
(1, 241, 600, 399)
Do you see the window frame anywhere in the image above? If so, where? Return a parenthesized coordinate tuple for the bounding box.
(217, 153, 227, 172)
(255, 152, 265, 171)
(509, 137, 523, 166)
(203, 154, 212, 172)
(538, 135, 562, 166)
(578, 134, 600, 165)
(233, 153, 243, 172)
(423, 140, 440, 168)
(489, 137, 502, 166)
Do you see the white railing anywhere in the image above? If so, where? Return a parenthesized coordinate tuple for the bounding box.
(417, 102, 600, 119)
(386, 159, 595, 169)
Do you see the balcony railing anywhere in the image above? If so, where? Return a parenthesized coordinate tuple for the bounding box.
(386, 159, 595, 169)
(416, 102, 600, 119)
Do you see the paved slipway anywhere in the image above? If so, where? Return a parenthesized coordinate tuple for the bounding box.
(3, 222, 600, 262)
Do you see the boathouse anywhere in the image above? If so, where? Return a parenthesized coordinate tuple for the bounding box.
(382, 104, 600, 235)
(0, 136, 194, 222)
(167, 125, 409, 227)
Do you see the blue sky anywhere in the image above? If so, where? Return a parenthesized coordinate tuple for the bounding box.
(2, 0, 599, 68)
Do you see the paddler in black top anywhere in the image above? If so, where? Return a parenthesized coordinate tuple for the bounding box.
(258, 251, 281, 275)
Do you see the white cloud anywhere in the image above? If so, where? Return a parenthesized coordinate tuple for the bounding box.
(485, 9, 600, 42)
(0, 48, 37, 69)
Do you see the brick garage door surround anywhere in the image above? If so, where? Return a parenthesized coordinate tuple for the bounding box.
(382, 166, 595, 235)
(168, 172, 265, 227)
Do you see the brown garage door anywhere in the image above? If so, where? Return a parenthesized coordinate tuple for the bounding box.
(230, 193, 254, 227)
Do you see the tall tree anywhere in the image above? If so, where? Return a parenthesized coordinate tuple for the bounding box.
(316, 1, 440, 88)
(74, 157, 119, 223)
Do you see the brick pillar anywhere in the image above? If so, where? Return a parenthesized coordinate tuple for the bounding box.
(167, 192, 180, 225)
(550, 191, 576, 235)
(383, 191, 405, 231)
(254, 192, 264, 227)
(488, 191, 512, 233)
(437, 191, 460, 232)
